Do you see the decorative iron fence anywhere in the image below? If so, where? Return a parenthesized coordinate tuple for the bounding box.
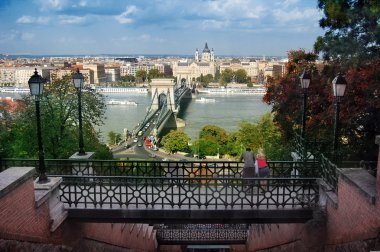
(1, 159, 320, 178)
(318, 154, 338, 191)
(58, 175, 319, 210)
(154, 224, 248, 245)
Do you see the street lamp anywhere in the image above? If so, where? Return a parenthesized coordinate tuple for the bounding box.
(332, 73, 347, 157)
(28, 68, 48, 183)
(73, 68, 86, 155)
(299, 70, 311, 139)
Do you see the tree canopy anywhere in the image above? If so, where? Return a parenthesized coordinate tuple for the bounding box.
(314, 0, 380, 65)
(264, 49, 379, 161)
(161, 130, 190, 154)
(1, 74, 112, 159)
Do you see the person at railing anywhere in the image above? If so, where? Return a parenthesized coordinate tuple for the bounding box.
(256, 148, 270, 191)
(239, 147, 256, 192)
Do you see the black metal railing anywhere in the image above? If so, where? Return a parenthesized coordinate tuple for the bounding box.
(1, 159, 320, 178)
(58, 175, 319, 210)
(155, 224, 248, 245)
(318, 154, 338, 191)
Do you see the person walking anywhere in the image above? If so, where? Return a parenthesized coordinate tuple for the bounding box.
(256, 148, 270, 191)
(239, 147, 256, 192)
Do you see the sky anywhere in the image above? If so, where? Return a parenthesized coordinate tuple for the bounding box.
(0, 0, 324, 57)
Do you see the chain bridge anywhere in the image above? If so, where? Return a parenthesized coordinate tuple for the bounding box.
(134, 79, 192, 138)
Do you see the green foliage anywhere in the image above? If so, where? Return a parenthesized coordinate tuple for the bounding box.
(315, 0, 380, 64)
(235, 114, 292, 160)
(234, 69, 248, 83)
(219, 68, 234, 85)
(199, 125, 228, 146)
(219, 68, 248, 85)
(119, 75, 136, 86)
(161, 130, 190, 154)
(1, 75, 112, 159)
(148, 69, 164, 81)
(108, 131, 121, 145)
(196, 74, 214, 87)
(135, 70, 148, 82)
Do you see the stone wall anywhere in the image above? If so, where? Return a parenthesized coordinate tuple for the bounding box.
(245, 136, 380, 251)
(0, 167, 157, 251)
(0, 167, 62, 244)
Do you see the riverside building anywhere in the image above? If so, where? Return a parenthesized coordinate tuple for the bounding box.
(172, 42, 217, 83)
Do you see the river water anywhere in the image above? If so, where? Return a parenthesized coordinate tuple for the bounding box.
(2, 92, 272, 142)
(100, 92, 271, 142)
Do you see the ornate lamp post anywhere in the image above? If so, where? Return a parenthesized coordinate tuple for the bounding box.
(73, 68, 86, 155)
(299, 70, 311, 139)
(332, 73, 347, 157)
(28, 69, 48, 183)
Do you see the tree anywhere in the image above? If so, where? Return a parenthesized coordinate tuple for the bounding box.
(119, 75, 135, 86)
(314, 0, 380, 65)
(311, 0, 380, 161)
(135, 70, 148, 83)
(108, 131, 121, 145)
(264, 48, 380, 161)
(161, 130, 190, 154)
(219, 68, 234, 85)
(234, 69, 248, 83)
(196, 74, 214, 87)
(264, 49, 319, 141)
(3, 74, 112, 159)
(148, 69, 164, 81)
(199, 125, 228, 146)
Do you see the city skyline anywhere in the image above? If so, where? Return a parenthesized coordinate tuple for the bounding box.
(0, 0, 323, 57)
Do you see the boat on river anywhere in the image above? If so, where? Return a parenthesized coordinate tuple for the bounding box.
(195, 97, 216, 103)
(197, 87, 266, 95)
(107, 99, 138, 106)
(96, 87, 148, 94)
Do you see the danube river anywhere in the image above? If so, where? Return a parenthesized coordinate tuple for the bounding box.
(100, 92, 271, 142)
(1, 92, 271, 142)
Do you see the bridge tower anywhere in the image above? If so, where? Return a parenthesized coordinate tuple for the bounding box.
(151, 78, 177, 112)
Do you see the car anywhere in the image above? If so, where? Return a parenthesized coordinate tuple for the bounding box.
(149, 153, 156, 158)
(124, 144, 131, 149)
(133, 138, 138, 143)
(137, 142, 143, 147)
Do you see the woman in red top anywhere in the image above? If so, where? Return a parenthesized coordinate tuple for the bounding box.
(256, 148, 270, 191)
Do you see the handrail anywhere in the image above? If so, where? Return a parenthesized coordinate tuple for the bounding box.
(1, 159, 320, 178)
(59, 175, 319, 210)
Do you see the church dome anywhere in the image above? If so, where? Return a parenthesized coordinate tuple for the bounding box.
(202, 43, 211, 53)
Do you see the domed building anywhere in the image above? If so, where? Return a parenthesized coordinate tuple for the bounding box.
(173, 43, 217, 83)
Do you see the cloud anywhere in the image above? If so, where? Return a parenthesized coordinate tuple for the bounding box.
(277, 0, 300, 8)
(21, 32, 35, 41)
(201, 19, 230, 30)
(0, 30, 18, 43)
(207, 0, 266, 19)
(36, 0, 68, 11)
(115, 33, 164, 43)
(16, 16, 50, 25)
(115, 5, 137, 24)
(59, 15, 87, 24)
(272, 7, 321, 23)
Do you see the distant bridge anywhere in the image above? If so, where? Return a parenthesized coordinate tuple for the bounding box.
(134, 79, 192, 138)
